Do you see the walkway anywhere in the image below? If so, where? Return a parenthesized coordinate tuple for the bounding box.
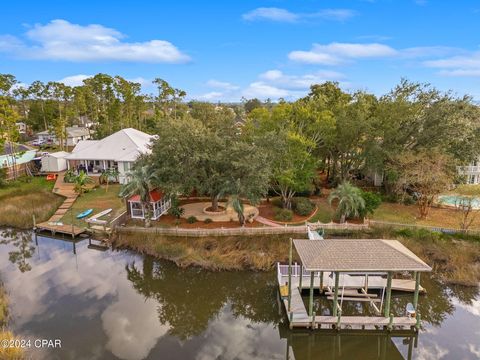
(48, 172, 78, 222)
(255, 216, 283, 227)
(181, 201, 259, 222)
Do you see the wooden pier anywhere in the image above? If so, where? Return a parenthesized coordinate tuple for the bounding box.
(279, 239, 432, 331)
(35, 221, 85, 238)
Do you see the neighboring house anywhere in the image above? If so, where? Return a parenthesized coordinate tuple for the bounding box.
(16, 122, 27, 134)
(458, 160, 480, 184)
(0, 143, 36, 180)
(36, 126, 91, 147)
(127, 189, 171, 220)
(65, 128, 155, 184)
(41, 151, 70, 173)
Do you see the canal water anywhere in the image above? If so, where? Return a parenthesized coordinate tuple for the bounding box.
(0, 229, 479, 360)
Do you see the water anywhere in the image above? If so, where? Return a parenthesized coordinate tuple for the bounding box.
(0, 229, 479, 360)
(438, 195, 480, 209)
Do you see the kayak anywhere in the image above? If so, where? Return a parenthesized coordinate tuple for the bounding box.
(77, 209, 93, 219)
(89, 208, 112, 220)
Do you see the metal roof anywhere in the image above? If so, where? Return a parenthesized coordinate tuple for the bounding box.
(66, 128, 154, 162)
(293, 239, 432, 272)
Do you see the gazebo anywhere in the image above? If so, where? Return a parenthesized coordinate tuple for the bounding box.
(127, 189, 171, 221)
(280, 238, 432, 330)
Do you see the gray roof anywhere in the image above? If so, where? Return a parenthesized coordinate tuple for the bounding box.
(293, 239, 432, 272)
(1, 143, 34, 156)
(37, 126, 90, 138)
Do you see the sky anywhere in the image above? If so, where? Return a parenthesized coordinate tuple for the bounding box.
(1, 0, 480, 102)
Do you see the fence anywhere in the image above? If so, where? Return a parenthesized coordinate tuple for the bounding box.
(116, 221, 369, 237)
(367, 219, 480, 236)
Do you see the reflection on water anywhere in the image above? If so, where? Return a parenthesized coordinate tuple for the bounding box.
(0, 230, 479, 360)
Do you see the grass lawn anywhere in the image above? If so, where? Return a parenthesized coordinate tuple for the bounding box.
(450, 184, 480, 196)
(310, 197, 335, 223)
(61, 184, 125, 227)
(372, 202, 480, 229)
(0, 176, 63, 229)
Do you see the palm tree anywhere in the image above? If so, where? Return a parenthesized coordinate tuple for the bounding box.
(73, 170, 94, 196)
(228, 195, 245, 226)
(101, 168, 120, 192)
(119, 165, 158, 227)
(328, 182, 365, 223)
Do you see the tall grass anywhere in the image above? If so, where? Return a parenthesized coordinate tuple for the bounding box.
(0, 282, 24, 360)
(116, 231, 295, 271)
(0, 177, 63, 229)
(116, 227, 480, 285)
(0, 191, 63, 229)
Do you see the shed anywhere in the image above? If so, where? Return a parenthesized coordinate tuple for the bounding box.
(41, 151, 70, 172)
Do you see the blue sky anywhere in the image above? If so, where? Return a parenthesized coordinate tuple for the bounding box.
(1, 0, 480, 101)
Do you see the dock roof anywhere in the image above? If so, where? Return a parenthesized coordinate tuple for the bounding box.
(293, 239, 432, 272)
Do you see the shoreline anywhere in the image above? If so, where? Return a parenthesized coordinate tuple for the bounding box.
(113, 227, 480, 286)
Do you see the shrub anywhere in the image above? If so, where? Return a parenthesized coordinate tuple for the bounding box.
(359, 191, 382, 218)
(292, 197, 315, 216)
(204, 218, 213, 224)
(271, 197, 283, 208)
(186, 216, 197, 224)
(168, 205, 185, 219)
(403, 195, 416, 205)
(274, 208, 293, 222)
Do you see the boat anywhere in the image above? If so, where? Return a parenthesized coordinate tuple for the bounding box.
(88, 208, 112, 220)
(76, 209, 93, 219)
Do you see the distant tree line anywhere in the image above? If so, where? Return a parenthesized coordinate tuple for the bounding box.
(2, 73, 480, 219)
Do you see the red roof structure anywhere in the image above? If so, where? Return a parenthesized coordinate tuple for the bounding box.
(128, 189, 164, 203)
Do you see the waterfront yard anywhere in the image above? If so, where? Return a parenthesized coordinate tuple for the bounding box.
(372, 202, 480, 230)
(60, 184, 125, 228)
(0, 177, 63, 229)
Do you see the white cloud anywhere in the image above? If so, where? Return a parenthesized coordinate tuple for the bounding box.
(242, 7, 356, 23)
(243, 8, 299, 22)
(258, 69, 345, 90)
(0, 19, 190, 63)
(206, 79, 239, 90)
(242, 68, 343, 100)
(424, 51, 480, 77)
(242, 82, 291, 99)
(59, 74, 92, 87)
(289, 42, 397, 65)
(196, 91, 224, 101)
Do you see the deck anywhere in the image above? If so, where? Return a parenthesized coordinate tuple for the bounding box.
(35, 222, 85, 237)
(278, 264, 425, 293)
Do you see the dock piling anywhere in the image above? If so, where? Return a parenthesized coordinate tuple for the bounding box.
(288, 238, 292, 312)
(413, 272, 421, 310)
(333, 271, 340, 317)
(384, 272, 393, 317)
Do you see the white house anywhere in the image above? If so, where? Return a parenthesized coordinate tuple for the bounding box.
(458, 160, 480, 184)
(41, 151, 69, 172)
(37, 126, 91, 147)
(16, 122, 27, 134)
(65, 128, 155, 184)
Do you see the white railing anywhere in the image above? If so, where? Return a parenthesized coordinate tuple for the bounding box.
(457, 165, 480, 174)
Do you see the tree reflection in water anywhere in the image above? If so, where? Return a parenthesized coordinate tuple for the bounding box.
(0, 229, 35, 273)
(125, 257, 282, 340)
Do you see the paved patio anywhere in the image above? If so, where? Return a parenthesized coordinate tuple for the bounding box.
(181, 201, 259, 222)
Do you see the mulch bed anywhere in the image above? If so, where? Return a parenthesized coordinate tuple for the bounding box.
(257, 200, 316, 224)
(129, 214, 263, 229)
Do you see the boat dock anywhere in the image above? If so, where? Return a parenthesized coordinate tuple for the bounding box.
(35, 221, 85, 238)
(279, 239, 432, 331)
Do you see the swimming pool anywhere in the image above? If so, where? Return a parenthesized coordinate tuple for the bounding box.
(437, 195, 480, 209)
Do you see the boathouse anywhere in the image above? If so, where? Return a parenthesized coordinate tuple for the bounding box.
(278, 238, 432, 331)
